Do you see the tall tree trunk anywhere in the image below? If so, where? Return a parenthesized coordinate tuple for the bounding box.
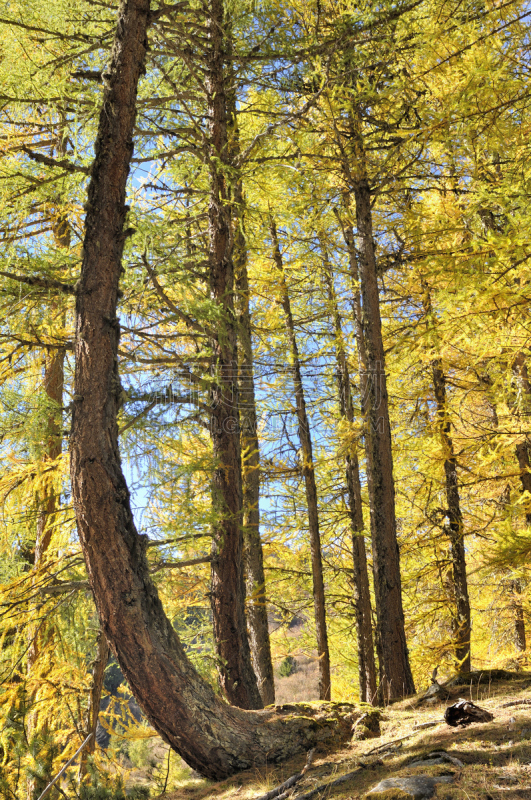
(26, 145, 69, 800)
(70, 0, 356, 780)
(205, 0, 261, 710)
(343, 123, 414, 701)
(430, 359, 471, 671)
(270, 219, 331, 701)
(225, 46, 275, 705)
(322, 257, 377, 703)
(337, 212, 386, 691)
(234, 186, 275, 705)
(422, 283, 471, 673)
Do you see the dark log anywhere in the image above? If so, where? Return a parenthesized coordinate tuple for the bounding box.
(444, 698, 494, 727)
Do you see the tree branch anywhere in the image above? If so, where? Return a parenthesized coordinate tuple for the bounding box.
(0, 270, 76, 294)
(21, 145, 90, 174)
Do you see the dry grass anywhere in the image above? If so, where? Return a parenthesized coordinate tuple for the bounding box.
(152, 672, 531, 800)
(274, 654, 320, 704)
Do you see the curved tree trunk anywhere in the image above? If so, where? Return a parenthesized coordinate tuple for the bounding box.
(70, 0, 356, 780)
(270, 219, 331, 701)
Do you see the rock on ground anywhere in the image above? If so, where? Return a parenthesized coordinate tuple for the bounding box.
(366, 775, 454, 799)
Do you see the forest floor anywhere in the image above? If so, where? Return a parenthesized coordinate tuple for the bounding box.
(134, 670, 531, 800)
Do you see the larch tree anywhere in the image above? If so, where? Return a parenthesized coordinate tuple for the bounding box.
(68, 0, 357, 780)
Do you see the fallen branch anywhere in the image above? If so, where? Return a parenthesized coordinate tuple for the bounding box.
(290, 767, 364, 800)
(254, 749, 316, 800)
(412, 720, 444, 731)
(500, 698, 531, 708)
(365, 733, 415, 754)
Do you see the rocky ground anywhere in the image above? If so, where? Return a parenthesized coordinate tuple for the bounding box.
(143, 670, 531, 800)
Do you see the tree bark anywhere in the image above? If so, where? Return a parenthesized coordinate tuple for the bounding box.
(322, 259, 377, 704)
(512, 354, 531, 524)
(234, 185, 275, 706)
(510, 579, 526, 652)
(344, 123, 415, 701)
(421, 282, 471, 672)
(70, 0, 356, 780)
(225, 42, 275, 705)
(270, 219, 331, 701)
(429, 357, 471, 672)
(205, 0, 262, 710)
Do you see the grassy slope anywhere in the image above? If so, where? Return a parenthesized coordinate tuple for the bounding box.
(154, 672, 531, 800)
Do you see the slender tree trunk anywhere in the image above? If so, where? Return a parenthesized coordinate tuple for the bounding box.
(26, 145, 69, 800)
(479, 365, 527, 655)
(511, 357, 531, 653)
(342, 128, 415, 699)
(421, 283, 471, 672)
(510, 579, 526, 652)
(430, 359, 471, 672)
(205, 0, 261, 710)
(270, 219, 331, 701)
(234, 185, 275, 705)
(512, 354, 531, 525)
(322, 259, 377, 703)
(225, 46, 275, 704)
(70, 0, 356, 780)
(338, 213, 386, 692)
(78, 629, 110, 783)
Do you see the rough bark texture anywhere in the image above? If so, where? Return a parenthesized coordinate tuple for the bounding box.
(322, 259, 377, 704)
(270, 220, 331, 701)
(234, 184, 275, 706)
(205, 0, 261, 710)
(346, 131, 415, 701)
(70, 0, 357, 780)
